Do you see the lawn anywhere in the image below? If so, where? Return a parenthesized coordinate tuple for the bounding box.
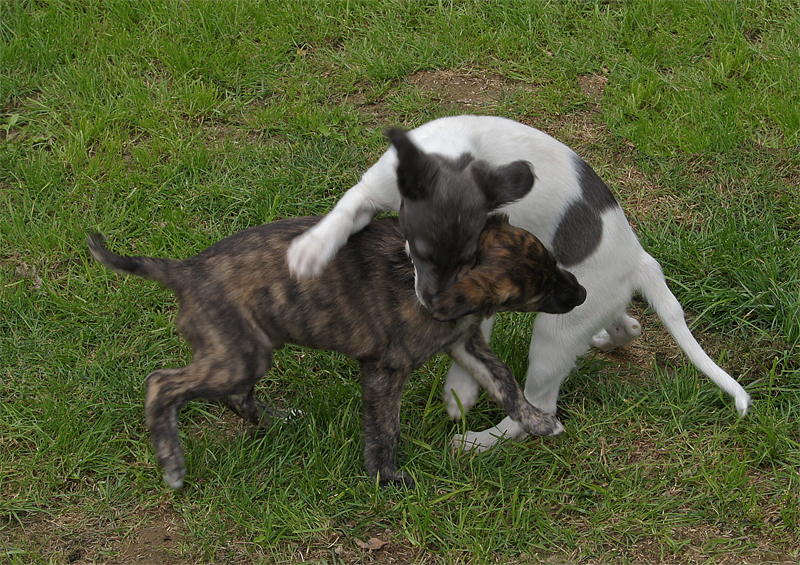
(1, 1, 799, 563)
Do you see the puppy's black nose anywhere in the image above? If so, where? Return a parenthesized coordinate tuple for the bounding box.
(574, 284, 587, 307)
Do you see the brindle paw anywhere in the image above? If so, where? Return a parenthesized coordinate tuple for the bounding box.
(162, 462, 186, 489)
(154, 438, 186, 489)
(522, 412, 564, 437)
(378, 471, 415, 489)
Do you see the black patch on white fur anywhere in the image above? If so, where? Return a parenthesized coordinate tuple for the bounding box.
(551, 155, 619, 266)
(575, 155, 618, 211)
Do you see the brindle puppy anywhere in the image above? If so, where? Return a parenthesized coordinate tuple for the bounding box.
(89, 214, 585, 489)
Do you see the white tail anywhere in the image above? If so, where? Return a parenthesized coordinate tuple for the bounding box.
(636, 254, 751, 416)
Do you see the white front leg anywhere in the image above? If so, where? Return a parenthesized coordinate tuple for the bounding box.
(287, 189, 381, 278)
(443, 316, 495, 419)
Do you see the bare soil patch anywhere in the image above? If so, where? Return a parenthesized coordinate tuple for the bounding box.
(577, 74, 609, 105)
(0, 506, 187, 565)
(117, 509, 184, 565)
(349, 69, 533, 126)
(404, 69, 519, 107)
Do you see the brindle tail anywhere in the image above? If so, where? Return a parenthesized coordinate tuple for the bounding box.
(87, 233, 183, 290)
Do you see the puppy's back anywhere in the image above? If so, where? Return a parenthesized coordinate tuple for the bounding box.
(222, 218, 424, 358)
(90, 217, 426, 361)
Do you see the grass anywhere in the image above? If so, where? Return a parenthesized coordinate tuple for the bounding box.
(1, 0, 799, 563)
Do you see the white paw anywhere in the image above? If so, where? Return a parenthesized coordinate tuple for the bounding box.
(163, 471, 185, 490)
(444, 381, 480, 419)
(590, 329, 615, 352)
(451, 427, 530, 453)
(286, 231, 336, 279)
(451, 419, 562, 453)
(591, 316, 642, 352)
(620, 315, 643, 338)
(451, 430, 499, 453)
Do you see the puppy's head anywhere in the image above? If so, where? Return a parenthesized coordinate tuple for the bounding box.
(429, 215, 586, 322)
(386, 127, 535, 307)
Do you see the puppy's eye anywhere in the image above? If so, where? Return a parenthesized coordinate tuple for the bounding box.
(413, 238, 433, 261)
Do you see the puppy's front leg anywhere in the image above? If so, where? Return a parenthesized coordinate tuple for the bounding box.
(360, 362, 414, 488)
(443, 316, 494, 418)
(447, 333, 564, 438)
(287, 188, 383, 278)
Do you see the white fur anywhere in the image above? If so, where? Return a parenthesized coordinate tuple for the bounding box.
(287, 115, 751, 452)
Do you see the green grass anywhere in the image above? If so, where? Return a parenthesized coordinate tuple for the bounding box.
(1, 1, 799, 563)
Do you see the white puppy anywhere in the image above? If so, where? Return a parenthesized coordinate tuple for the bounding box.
(287, 115, 750, 452)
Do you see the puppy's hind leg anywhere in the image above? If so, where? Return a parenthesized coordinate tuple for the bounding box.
(145, 346, 272, 488)
(590, 313, 642, 352)
(144, 366, 198, 489)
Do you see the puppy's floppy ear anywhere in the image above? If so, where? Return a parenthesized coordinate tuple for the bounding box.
(471, 160, 534, 209)
(428, 274, 488, 322)
(387, 127, 435, 200)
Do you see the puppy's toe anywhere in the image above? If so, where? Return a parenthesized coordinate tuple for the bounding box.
(533, 414, 565, 437)
(735, 391, 751, 417)
(548, 419, 565, 437)
(445, 395, 465, 420)
(620, 314, 643, 337)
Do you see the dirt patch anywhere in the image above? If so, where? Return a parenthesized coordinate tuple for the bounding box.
(404, 69, 520, 107)
(13, 261, 44, 291)
(0, 505, 186, 565)
(348, 92, 394, 126)
(117, 510, 184, 565)
(349, 69, 532, 126)
(613, 161, 685, 222)
(577, 74, 609, 104)
(285, 528, 435, 565)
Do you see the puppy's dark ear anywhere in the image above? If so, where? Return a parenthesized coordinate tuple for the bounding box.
(471, 160, 534, 209)
(429, 276, 487, 322)
(387, 127, 434, 201)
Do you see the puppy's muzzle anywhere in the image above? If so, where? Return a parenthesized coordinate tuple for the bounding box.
(538, 270, 586, 314)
